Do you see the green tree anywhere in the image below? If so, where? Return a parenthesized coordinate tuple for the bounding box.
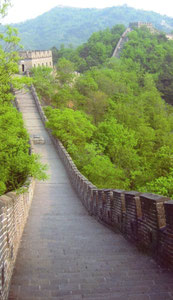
(31, 66, 55, 103)
(121, 28, 166, 74)
(75, 73, 98, 96)
(0, 3, 48, 195)
(33, 23, 173, 197)
(45, 107, 95, 152)
(0, 105, 47, 195)
(0, 0, 11, 17)
(0, 25, 21, 103)
(94, 119, 139, 177)
(142, 169, 173, 198)
(82, 154, 129, 189)
(157, 42, 173, 104)
(86, 91, 109, 124)
(56, 58, 75, 85)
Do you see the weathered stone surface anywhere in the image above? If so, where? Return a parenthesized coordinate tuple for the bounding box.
(0, 195, 13, 206)
(0, 180, 35, 300)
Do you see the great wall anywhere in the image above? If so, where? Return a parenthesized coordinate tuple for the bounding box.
(112, 22, 157, 58)
(0, 23, 173, 300)
(18, 51, 53, 73)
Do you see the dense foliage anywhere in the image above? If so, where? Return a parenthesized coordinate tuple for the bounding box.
(53, 27, 173, 104)
(0, 105, 47, 195)
(0, 4, 47, 196)
(31, 26, 173, 198)
(121, 28, 173, 104)
(52, 25, 125, 72)
(5, 5, 173, 50)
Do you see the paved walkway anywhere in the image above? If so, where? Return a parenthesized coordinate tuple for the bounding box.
(8, 88, 173, 300)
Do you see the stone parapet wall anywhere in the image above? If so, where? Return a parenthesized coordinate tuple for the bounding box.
(0, 178, 35, 300)
(112, 27, 131, 58)
(129, 22, 153, 29)
(19, 50, 52, 59)
(112, 22, 157, 58)
(30, 84, 173, 270)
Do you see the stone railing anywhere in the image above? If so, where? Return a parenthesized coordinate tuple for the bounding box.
(30, 84, 173, 270)
(0, 94, 36, 300)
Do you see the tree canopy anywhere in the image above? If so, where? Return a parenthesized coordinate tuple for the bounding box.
(6, 5, 173, 50)
(51, 25, 126, 72)
(0, 4, 47, 195)
(120, 27, 173, 104)
(32, 25, 173, 198)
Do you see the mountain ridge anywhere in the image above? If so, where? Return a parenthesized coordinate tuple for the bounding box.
(8, 5, 173, 50)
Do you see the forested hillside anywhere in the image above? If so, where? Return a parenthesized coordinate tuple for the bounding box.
(121, 29, 173, 104)
(0, 5, 47, 196)
(52, 26, 173, 104)
(8, 5, 173, 50)
(52, 24, 126, 72)
(31, 25, 173, 198)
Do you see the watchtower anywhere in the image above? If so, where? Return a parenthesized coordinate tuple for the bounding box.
(129, 22, 155, 33)
(18, 50, 53, 73)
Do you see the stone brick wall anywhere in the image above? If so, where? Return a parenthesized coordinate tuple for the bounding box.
(30, 84, 173, 270)
(0, 179, 35, 300)
(129, 22, 153, 30)
(19, 50, 53, 73)
(112, 22, 156, 58)
(112, 27, 131, 57)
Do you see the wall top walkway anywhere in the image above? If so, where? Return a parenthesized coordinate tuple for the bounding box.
(112, 27, 131, 58)
(8, 87, 173, 300)
(112, 22, 156, 58)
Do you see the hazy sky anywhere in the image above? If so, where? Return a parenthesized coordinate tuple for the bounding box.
(2, 0, 173, 24)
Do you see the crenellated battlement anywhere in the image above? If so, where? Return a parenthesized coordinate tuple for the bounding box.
(129, 22, 154, 30)
(19, 50, 52, 59)
(18, 50, 53, 73)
